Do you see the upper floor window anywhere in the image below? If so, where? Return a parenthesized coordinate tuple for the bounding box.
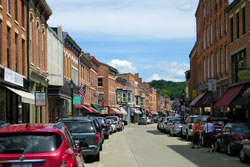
(236, 12, 239, 39)
(224, 13, 228, 33)
(15, 0, 18, 21)
(7, 0, 10, 14)
(230, 17, 234, 43)
(7, 27, 11, 68)
(98, 77, 103, 87)
(21, 0, 25, 27)
(72, 68, 78, 84)
(225, 45, 228, 73)
(242, 7, 246, 35)
(210, 24, 213, 44)
(220, 15, 223, 38)
(211, 54, 214, 78)
(215, 19, 218, 40)
(36, 20, 40, 67)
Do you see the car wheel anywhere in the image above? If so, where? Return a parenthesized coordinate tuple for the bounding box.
(186, 131, 190, 141)
(227, 143, 233, 156)
(214, 141, 220, 152)
(105, 135, 109, 139)
(100, 144, 103, 151)
(239, 148, 249, 163)
(94, 151, 100, 161)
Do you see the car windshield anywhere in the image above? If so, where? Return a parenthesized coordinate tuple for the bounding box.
(190, 116, 207, 123)
(212, 121, 225, 126)
(63, 122, 95, 133)
(0, 132, 62, 154)
(233, 125, 250, 133)
(96, 118, 105, 124)
(106, 117, 118, 121)
(139, 118, 145, 121)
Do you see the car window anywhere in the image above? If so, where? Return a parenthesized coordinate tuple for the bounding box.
(63, 122, 95, 133)
(97, 118, 105, 124)
(212, 121, 224, 126)
(233, 125, 250, 133)
(0, 132, 62, 154)
(64, 128, 75, 148)
(106, 117, 118, 121)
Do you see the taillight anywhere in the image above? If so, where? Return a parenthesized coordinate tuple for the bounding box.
(103, 123, 108, 126)
(99, 130, 103, 136)
(233, 134, 243, 140)
(95, 133, 100, 143)
(61, 154, 74, 167)
(174, 125, 177, 129)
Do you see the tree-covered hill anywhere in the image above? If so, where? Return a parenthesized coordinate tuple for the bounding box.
(148, 80, 186, 99)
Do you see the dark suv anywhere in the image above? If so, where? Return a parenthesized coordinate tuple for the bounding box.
(59, 117, 102, 161)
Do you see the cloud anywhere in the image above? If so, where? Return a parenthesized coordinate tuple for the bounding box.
(177, 3, 193, 12)
(108, 59, 136, 73)
(145, 61, 190, 81)
(146, 74, 183, 82)
(47, 0, 198, 40)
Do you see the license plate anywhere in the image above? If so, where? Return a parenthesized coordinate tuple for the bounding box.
(12, 163, 32, 167)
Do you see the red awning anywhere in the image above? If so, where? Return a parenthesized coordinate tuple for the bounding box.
(74, 105, 92, 112)
(214, 85, 245, 109)
(89, 106, 100, 114)
(189, 92, 207, 107)
(146, 109, 155, 115)
(109, 108, 122, 115)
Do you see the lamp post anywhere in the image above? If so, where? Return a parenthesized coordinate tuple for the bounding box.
(69, 80, 74, 117)
(181, 90, 186, 121)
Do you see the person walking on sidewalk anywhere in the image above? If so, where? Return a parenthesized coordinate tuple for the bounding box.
(204, 117, 214, 152)
(191, 119, 201, 149)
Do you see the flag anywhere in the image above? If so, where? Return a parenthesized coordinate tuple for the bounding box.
(79, 85, 86, 104)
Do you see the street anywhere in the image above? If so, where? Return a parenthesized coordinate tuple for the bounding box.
(87, 124, 249, 167)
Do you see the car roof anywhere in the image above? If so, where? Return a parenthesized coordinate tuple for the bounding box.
(0, 123, 65, 134)
(60, 117, 92, 122)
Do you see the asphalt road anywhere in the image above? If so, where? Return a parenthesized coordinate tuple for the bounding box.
(86, 123, 249, 167)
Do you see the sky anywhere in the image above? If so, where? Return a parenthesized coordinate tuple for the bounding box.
(47, 0, 199, 82)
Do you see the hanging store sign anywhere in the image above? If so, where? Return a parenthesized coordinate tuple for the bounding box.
(35, 92, 46, 106)
(197, 84, 207, 90)
(208, 79, 216, 91)
(238, 70, 250, 80)
(4, 68, 24, 87)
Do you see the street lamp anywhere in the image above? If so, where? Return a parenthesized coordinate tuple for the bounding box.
(181, 90, 186, 121)
(69, 80, 74, 117)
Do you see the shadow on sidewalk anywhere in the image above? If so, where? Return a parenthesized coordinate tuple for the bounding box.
(147, 129, 167, 135)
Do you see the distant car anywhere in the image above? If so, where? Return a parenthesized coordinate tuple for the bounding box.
(59, 117, 103, 161)
(106, 116, 124, 131)
(239, 139, 250, 163)
(169, 121, 183, 137)
(0, 123, 86, 167)
(138, 117, 147, 125)
(146, 117, 153, 124)
(215, 123, 250, 155)
(96, 117, 111, 139)
(106, 119, 117, 133)
(163, 117, 181, 134)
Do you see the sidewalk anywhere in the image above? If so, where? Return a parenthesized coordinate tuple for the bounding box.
(86, 126, 139, 167)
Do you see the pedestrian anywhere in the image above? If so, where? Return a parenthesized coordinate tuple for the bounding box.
(204, 117, 214, 152)
(55, 116, 59, 123)
(191, 119, 201, 149)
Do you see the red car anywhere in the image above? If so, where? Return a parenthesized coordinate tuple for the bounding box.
(0, 123, 85, 167)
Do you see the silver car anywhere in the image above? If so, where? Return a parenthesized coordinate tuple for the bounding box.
(169, 121, 183, 137)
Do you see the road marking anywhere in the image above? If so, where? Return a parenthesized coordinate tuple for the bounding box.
(221, 158, 229, 161)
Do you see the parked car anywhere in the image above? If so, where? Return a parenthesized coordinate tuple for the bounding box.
(0, 123, 86, 167)
(59, 117, 102, 161)
(200, 117, 230, 146)
(106, 119, 117, 133)
(146, 117, 153, 124)
(239, 139, 250, 163)
(96, 117, 111, 139)
(181, 115, 209, 140)
(215, 123, 250, 155)
(106, 116, 124, 131)
(90, 117, 105, 144)
(169, 121, 183, 137)
(157, 116, 167, 130)
(163, 117, 181, 134)
(138, 117, 147, 125)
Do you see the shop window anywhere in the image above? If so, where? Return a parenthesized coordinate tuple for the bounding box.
(232, 49, 246, 83)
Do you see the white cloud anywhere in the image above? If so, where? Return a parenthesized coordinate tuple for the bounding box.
(47, 0, 198, 40)
(145, 61, 190, 81)
(177, 3, 193, 12)
(108, 59, 136, 73)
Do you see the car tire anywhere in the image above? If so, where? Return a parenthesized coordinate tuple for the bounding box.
(94, 151, 100, 161)
(100, 144, 103, 151)
(186, 131, 190, 141)
(214, 141, 220, 152)
(105, 135, 109, 139)
(239, 148, 249, 163)
(227, 143, 233, 156)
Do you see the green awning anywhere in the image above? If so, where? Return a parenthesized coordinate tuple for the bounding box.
(154, 111, 159, 115)
(91, 104, 102, 112)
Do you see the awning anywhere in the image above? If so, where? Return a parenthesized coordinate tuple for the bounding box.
(6, 86, 34, 104)
(74, 105, 92, 112)
(110, 107, 122, 115)
(214, 85, 245, 109)
(189, 92, 207, 107)
(91, 104, 102, 112)
(119, 107, 127, 115)
(146, 109, 155, 115)
(154, 111, 159, 115)
(89, 106, 100, 114)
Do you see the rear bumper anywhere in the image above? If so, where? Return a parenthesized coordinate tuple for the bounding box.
(81, 145, 99, 156)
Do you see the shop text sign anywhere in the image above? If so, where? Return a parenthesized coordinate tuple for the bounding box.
(208, 79, 216, 91)
(4, 68, 24, 87)
(35, 92, 46, 106)
(238, 70, 250, 80)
